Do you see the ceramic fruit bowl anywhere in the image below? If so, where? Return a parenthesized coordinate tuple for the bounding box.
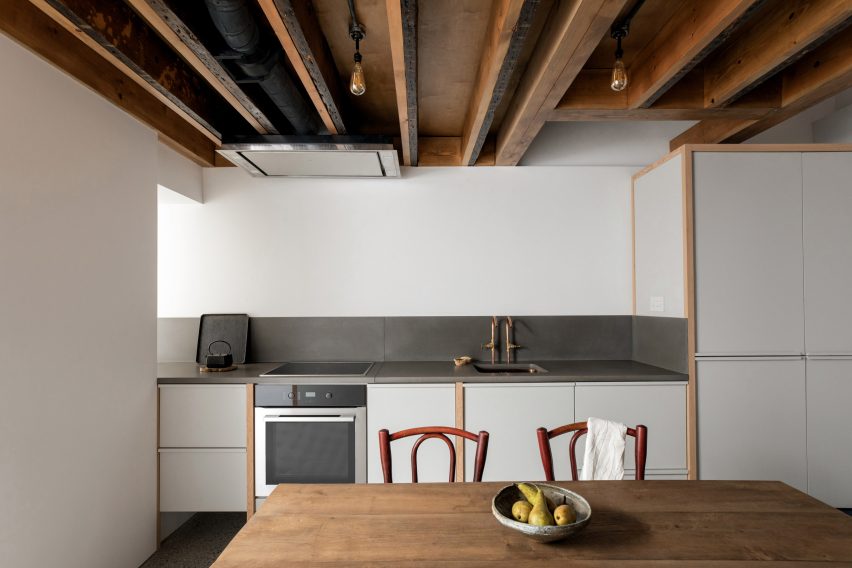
(492, 483, 591, 543)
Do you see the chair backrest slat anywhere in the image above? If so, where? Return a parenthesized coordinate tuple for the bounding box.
(536, 421, 648, 481)
(378, 426, 489, 483)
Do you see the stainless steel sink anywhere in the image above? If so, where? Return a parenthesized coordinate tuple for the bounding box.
(472, 363, 548, 375)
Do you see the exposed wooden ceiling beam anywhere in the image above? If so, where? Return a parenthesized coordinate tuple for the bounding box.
(386, 0, 418, 166)
(419, 137, 460, 166)
(626, 0, 762, 108)
(460, 0, 540, 166)
(703, 0, 852, 108)
(495, 0, 629, 166)
(553, 67, 778, 120)
(29, 0, 242, 144)
(670, 29, 852, 149)
(2, 0, 217, 165)
(126, 0, 277, 135)
(258, 0, 347, 134)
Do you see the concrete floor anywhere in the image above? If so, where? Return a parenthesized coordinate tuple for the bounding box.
(139, 513, 244, 568)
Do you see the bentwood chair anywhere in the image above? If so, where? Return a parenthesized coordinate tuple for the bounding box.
(536, 421, 648, 481)
(378, 426, 489, 483)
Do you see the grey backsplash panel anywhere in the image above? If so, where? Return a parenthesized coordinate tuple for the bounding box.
(384, 317, 494, 362)
(385, 316, 632, 362)
(248, 317, 385, 362)
(159, 315, 686, 369)
(632, 316, 688, 374)
(158, 318, 200, 362)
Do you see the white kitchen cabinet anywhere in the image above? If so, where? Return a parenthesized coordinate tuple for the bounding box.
(807, 359, 852, 507)
(574, 382, 687, 474)
(693, 152, 805, 356)
(367, 384, 456, 483)
(463, 383, 575, 482)
(803, 153, 852, 355)
(158, 384, 247, 515)
(159, 449, 246, 511)
(159, 384, 246, 448)
(697, 359, 807, 492)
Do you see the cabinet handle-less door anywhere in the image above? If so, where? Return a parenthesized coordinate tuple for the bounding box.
(693, 152, 804, 356)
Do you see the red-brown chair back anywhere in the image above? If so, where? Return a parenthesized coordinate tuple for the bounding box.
(378, 426, 489, 483)
(536, 421, 648, 481)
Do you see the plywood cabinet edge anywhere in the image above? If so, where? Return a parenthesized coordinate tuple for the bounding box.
(683, 147, 698, 480)
(246, 383, 254, 519)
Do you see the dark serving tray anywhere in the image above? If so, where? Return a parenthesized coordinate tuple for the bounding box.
(196, 314, 249, 365)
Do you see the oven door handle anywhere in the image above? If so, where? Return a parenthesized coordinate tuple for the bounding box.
(264, 416, 355, 423)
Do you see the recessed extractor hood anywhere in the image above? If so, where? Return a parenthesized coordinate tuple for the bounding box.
(216, 135, 400, 178)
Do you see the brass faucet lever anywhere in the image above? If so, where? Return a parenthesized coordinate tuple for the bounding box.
(481, 315, 498, 364)
(504, 316, 521, 363)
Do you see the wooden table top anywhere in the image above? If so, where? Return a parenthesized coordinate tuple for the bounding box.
(212, 481, 852, 567)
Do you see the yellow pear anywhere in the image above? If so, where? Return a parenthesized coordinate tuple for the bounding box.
(526, 487, 555, 527)
(553, 504, 576, 525)
(516, 483, 556, 510)
(511, 500, 533, 522)
(516, 482, 538, 502)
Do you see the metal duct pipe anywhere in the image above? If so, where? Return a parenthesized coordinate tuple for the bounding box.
(205, 0, 321, 134)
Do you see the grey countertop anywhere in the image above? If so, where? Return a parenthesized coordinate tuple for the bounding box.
(157, 360, 686, 385)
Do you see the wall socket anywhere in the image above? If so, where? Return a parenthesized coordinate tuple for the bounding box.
(649, 296, 665, 312)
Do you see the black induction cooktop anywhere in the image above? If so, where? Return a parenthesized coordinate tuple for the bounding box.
(261, 361, 374, 377)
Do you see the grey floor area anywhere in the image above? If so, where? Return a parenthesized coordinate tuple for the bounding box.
(139, 513, 245, 568)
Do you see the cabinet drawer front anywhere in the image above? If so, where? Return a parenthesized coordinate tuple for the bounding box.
(160, 385, 246, 448)
(574, 384, 686, 471)
(159, 449, 246, 512)
(464, 384, 575, 482)
(367, 385, 456, 483)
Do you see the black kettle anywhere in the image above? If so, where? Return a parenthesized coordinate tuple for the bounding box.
(206, 340, 233, 368)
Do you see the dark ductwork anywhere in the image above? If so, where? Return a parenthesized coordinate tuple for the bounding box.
(205, 0, 321, 134)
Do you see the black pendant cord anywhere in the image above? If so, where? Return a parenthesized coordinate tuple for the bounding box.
(610, 0, 646, 43)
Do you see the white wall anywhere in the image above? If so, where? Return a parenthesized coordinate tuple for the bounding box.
(158, 142, 203, 203)
(633, 153, 685, 317)
(521, 121, 696, 167)
(159, 166, 633, 317)
(0, 34, 157, 568)
(814, 102, 852, 143)
(746, 86, 852, 144)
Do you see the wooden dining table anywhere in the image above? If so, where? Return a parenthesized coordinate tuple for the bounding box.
(212, 480, 852, 566)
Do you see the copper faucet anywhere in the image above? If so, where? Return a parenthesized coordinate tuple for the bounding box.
(482, 316, 498, 364)
(504, 316, 521, 363)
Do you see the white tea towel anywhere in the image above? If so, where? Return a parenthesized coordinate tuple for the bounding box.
(580, 417, 627, 480)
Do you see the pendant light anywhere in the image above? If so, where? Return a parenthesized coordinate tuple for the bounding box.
(610, 28, 628, 92)
(608, 0, 646, 92)
(348, 0, 366, 96)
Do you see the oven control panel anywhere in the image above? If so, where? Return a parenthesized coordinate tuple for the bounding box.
(255, 384, 367, 407)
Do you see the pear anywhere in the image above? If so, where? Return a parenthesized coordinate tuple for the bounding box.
(516, 482, 539, 503)
(553, 504, 576, 525)
(511, 500, 533, 522)
(527, 487, 555, 527)
(516, 482, 556, 511)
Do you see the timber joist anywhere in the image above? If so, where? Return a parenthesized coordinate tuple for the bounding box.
(1, 0, 849, 166)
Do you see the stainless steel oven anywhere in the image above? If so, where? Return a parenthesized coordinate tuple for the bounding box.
(254, 384, 366, 503)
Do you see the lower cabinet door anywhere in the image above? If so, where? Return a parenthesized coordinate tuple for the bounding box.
(807, 359, 852, 507)
(574, 382, 687, 474)
(367, 385, 456, 483)
(697, 359, 807, 492)
(464, 384, 575, 482)
(160, 449, 247, 512)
